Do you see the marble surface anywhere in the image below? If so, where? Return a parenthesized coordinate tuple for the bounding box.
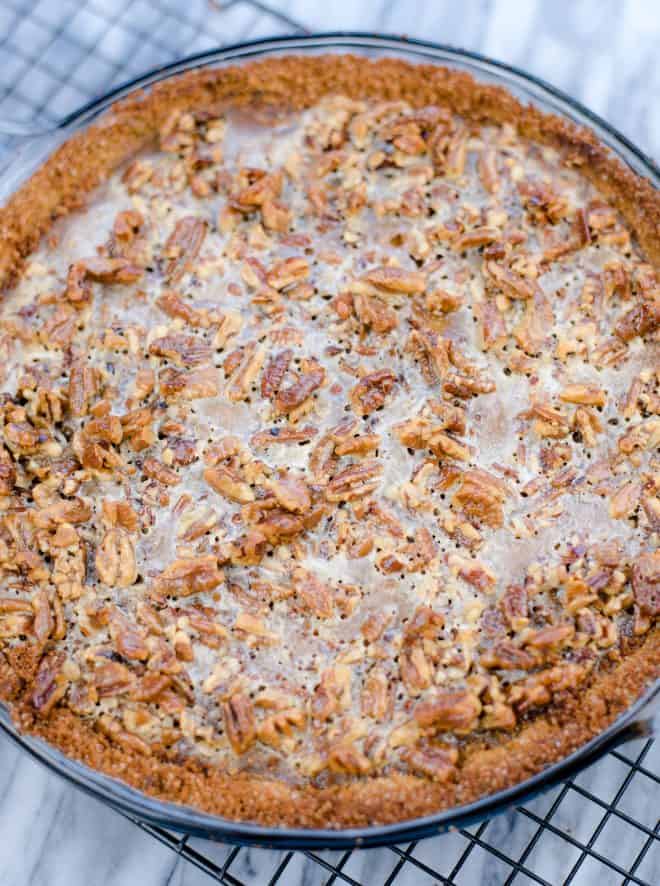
(0, 1, 658, 884)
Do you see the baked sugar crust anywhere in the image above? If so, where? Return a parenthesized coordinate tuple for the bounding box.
(0, 55, 657, 828)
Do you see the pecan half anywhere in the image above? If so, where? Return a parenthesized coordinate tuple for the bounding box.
(223, 694, 256, 753)
(163, 216, 207, 283)
(326, 459, 383, 502)
(96, 529, 137, 587)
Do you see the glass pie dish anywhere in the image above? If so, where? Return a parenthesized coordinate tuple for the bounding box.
(0, 33, 657, 849)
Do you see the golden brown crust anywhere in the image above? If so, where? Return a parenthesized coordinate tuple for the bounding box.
(0, 54, 658, 829)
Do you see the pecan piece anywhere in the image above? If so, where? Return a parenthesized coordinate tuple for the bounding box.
(402, 744, 459, 781)
(293, 567, 333, 619)
(559, 384, 607, 407)
(414, 690, 482, 733)
(96, 529, 137, 588)
(204, 465, 254, 503)
(223, 694, 256, 753)
(68, 360, 100, 417)
(163, 216, 207, 283)
(258, 708, 306, 748)
(261, 349, 293, 399)
(326, 743, 371, 775)
(353, 293, 397, 333)
(326, 459, 383, 502)
(614, 299, 660, 342)
(274, 361, 325, 414)
(159, 366, 219, 401)
(110, 609, 149, 660)
(266, 257, 309, 290)
(143, 457, 180, 486)
(452, 469, 507, 528)
(84, 256, 143, 284)
(265, 475, 311, 513)
(349, 370, 397, 416)
(152, 555, 223, 597)
(31, 651, 69, 715)
(361, 668, 390, 720)
(481, 641, 537, 670)
(360, 266, 426, 294)
(632, 552, 659, 617)
(149, 334, 212, 368)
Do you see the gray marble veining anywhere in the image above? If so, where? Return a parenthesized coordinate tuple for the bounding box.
(0, 1, 658, 884)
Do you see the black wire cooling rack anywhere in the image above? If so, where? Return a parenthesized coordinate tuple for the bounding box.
(0, 2, 657, 883)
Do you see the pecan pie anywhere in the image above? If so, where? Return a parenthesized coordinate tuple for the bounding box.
(0, 56, 658, 828)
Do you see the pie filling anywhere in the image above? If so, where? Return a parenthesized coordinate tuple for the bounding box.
(0, 75, 657, 810)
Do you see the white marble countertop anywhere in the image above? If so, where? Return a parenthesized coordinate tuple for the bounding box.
(0, 1, 658, 884)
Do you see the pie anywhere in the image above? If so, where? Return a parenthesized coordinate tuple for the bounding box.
(0, 55, 657, 829)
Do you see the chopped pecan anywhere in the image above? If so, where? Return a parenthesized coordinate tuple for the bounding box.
(414, 690, 482, 733)
(163, 216, 207, 283)
(261, 349, 293, 399)
(400, 646, 433, 693)
(152, 555, 223, 597)
(614, 299, 660, 342)
(78, 256, 142, 284)
(559, 384, 606, 407)
(32, 588, 54, 645)
(204, 465, 254, 503)
(349, 370, 397, 416)
(326, 743, 371, 775)
(266, 257, 309, 290)
(481, 641, 537, 670)
(293, 567, 333, 619)
(31, 651, 69, 715)
(361, 668, 390, 720)
(632, 552, 659, 617)
(353, 293, 398, 333)
(360, 266, 426, 294)
(326, 459, 383, 502)
(149, 333, 212, 368)
(159, 366, 219, 401)
(110, 609, 149, 660)
(258, 708, 306, 747)
(274, 360, 325, 414)
(266, 475, 311, 513)
(143, 457, 180, 486)
(312, 664, 351, 721)
(402, 744, 458, 781)
(95, 529, 137, 587)
(452, 469, 507, 528)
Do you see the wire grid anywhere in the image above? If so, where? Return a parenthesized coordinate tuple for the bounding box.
(0, 2, 657, 884)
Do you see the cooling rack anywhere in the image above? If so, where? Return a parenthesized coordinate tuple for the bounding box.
(0, 1, 657, 883)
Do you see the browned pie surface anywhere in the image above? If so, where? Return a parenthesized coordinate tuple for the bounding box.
(0, 56, 658, 828)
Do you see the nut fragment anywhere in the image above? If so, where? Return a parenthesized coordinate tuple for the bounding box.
(96, 529, 137, 588)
